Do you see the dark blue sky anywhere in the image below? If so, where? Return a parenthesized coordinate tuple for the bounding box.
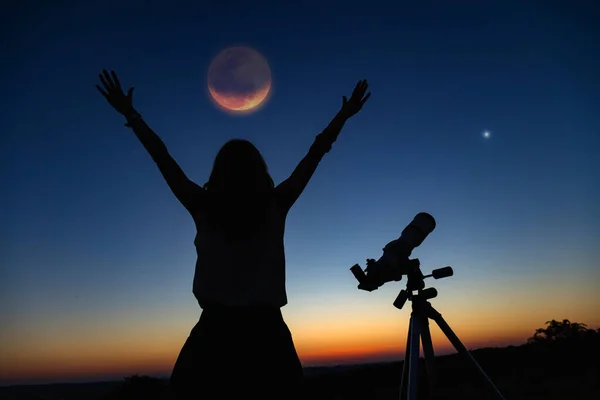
(2, 0, 599, 384)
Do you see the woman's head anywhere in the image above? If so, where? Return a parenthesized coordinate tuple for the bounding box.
(205, 139, 274, 193)
(204, 139, 274, 240)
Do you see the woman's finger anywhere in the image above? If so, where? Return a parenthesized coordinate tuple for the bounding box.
(353, 80, 367, 98)
(96, 84, 109, 99)
(99, 74, 111, 91)
(111, 70, 122, 89)
(361, 92, 371, 105)
(102, 69, 114, 89)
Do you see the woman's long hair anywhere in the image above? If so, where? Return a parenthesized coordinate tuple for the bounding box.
(203, 139, 275, 240)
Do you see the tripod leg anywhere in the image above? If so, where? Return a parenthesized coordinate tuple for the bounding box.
(400, 320, 412, 400)
(428, 306, 506, 400)
(419, 314, 436, 399)
(407, 310, 422, 400)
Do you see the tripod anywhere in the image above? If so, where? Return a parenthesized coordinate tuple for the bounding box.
(394, 259, 506, 400)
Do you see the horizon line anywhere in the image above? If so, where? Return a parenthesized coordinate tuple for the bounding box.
(0, 342, 526, 387)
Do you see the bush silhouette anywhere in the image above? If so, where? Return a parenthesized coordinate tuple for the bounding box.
(527, 319, 598, 344)
(523, 319, 599, 379)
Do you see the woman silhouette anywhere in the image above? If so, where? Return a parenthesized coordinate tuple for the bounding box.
(96, 69, 370, 400)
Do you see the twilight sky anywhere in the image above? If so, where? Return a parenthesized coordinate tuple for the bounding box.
(2, 0, 599, 385)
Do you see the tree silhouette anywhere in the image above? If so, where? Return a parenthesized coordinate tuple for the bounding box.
(527, 319, 596, 344)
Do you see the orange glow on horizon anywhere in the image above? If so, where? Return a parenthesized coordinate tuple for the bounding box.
(0, 332, 537, 384)
(2, 324, 596, 385)
(3, 272, 598, 385)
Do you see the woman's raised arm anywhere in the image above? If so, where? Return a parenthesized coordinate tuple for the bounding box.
(96, 69, 204, 214)
(276, 79, 371, 211)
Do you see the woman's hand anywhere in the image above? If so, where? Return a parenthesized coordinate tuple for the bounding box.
(96, 69, 135, 116)
(339, 79, 371, 119)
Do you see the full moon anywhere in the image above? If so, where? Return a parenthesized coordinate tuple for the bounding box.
(207, 46, 272, 114)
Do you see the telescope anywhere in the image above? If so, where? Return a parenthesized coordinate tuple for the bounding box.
(348, 212, 506, 400)
(350, 212, 437, 291)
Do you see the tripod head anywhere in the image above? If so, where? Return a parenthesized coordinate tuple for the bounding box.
(393, 261, 453, 310)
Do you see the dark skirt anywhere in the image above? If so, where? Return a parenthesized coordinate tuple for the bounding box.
(170, 305, 303, 400)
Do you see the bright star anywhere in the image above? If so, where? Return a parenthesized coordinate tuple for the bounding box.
(483, 130, 491, 139)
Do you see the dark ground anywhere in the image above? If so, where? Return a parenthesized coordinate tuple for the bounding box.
(2, 339, 598, 400)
